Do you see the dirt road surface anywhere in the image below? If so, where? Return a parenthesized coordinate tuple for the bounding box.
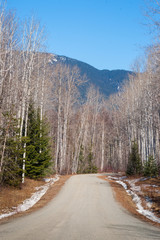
(0, 174, 160, 240)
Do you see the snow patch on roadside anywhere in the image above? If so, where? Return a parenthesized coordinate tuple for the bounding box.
(112, 177, 160, 224)
(142, 184, 159, 189)
(126, 189, 160, 223)
(145, 196, 153, 208)
(108, 176, 119, 180)
(126, 179, 141, 193)
(116, 180, 127, 190)
(107, 176, 127, 181)
(0, 175, 59, 220)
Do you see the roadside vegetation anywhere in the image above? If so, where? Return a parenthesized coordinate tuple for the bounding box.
(126, 141, 159, 178)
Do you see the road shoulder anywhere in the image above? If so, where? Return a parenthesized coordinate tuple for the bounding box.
(98, 175, 160, 228)
(0, 175, 70, 224)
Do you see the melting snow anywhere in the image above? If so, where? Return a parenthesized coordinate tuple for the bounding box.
(107, 176, 119, 180)
(0, 175, 59, 220)
(126, 179, 142, 193)
(114, 177, 160, 224)
(145, 196, 153, 208)
(116, 180, 127, 190)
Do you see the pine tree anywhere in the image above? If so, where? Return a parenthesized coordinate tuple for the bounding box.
(126, 141, 142, 176)
(26, 103, 52, 179)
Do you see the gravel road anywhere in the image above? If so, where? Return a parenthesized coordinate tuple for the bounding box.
(0, 174, 160, 240)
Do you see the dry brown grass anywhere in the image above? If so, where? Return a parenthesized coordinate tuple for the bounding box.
(99, 175, 160, 228)
(135, 177, 160, 218)
(0, 175, 70, 224)
(0, 178, 45, 214)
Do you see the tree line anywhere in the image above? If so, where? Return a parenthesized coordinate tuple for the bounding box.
(0, 1, 160, 187)
(48, 0, 160, 176)
(0, 3, 52, 186)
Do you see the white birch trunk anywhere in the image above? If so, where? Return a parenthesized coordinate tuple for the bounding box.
(100, 120, 105, 172)
(55, 78, 62, 173)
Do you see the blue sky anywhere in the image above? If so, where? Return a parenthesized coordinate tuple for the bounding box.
(6, 0, 153, 70)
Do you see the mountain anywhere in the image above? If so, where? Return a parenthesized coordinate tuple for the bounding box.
(49, 54, 133, 98)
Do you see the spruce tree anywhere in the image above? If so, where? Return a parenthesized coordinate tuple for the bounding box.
(84, 147, 98, 174)
(143, 155, 158, 177)
(26, 103, 52, 179)
(77, 145, 85, 174)
(126, 141, 142, 176)
(0, 111, 22, 187)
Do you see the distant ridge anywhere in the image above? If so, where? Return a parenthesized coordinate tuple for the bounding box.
(49, 54, 133, 98)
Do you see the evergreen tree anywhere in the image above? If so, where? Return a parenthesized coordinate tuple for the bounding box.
(143, 155, 158, 177)
(77, 145, 85, 174)
(84, 147, 98, 174)
(0, 111, 22, 187)
(126, 141, 142, 176)
(26, 103, 52, 179)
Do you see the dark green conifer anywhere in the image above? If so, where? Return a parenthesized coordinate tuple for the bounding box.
(84, 147, 98, 173)
(0, 111, 22, 187)
(126, 141, 142, 176)
(143, 155, 158, 177)
(77, 145, 85, 173)
(26, 103, 52, 179)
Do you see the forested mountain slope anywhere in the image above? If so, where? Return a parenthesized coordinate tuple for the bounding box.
(49, 54, 133, 97)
